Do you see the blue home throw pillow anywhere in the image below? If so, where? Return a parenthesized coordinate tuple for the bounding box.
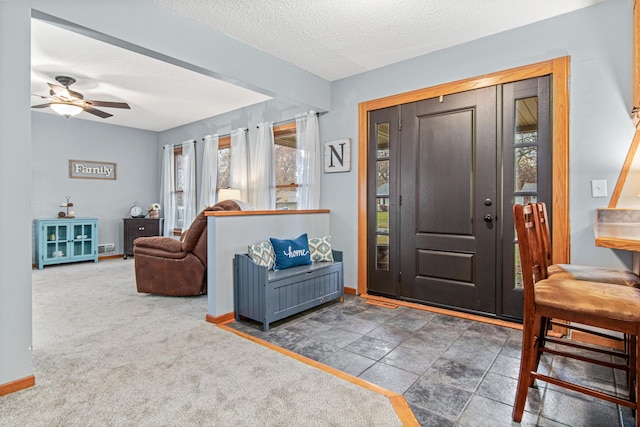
(269, 233, 312, 270)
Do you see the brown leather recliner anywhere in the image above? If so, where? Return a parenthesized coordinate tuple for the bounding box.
(134, 200, 241, 296)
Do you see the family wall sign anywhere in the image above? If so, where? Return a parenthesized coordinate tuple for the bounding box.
(69, 159, 117, 180)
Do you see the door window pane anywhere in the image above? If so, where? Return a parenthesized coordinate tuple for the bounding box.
(515, 97, 538, 136)
(376, 235, 389, 271)
(515, 146, 538, 191)
(514, 243, 523, 289)
(376, 198, 389, 233)
(377, 160, 389, 194)
(514, 195, 538, 206)
(376, 123, 389, 158)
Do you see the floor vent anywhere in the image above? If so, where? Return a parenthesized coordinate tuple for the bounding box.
(98, 243, 115, 254)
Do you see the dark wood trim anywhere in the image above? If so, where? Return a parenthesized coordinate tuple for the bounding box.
(0, 375, 35, 396)
(358, 57, 571, 295)
(344, 286, 357, 295)
(205, 312, 235, 325)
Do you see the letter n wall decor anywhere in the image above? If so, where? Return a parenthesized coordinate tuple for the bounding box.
(324, 138, 351, 173)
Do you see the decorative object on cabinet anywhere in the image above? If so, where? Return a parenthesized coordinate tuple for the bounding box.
(58, 195, 75, 218)
(147, 202, 161, 219)
(123, 218, 162, 259)
(34, 217, 98, 269)
(129, 201, 145, 218)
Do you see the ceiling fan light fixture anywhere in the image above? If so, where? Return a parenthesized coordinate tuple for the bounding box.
(50, 102, 83, 118)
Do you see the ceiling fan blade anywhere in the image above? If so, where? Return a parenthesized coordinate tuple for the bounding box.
(85, 100, 130, 109)
(48, 83, 71, 98)
(47, 83, 83, 100)
(84, 107, 113, 119)
(31, 103, 53, 109)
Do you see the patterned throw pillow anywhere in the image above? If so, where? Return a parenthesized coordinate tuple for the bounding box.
(248, 241, 275, 270)
(308, 236, 334, 262)
(269, 233, 312, 270)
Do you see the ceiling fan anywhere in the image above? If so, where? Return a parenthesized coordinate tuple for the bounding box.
(31, 75, 130, 118)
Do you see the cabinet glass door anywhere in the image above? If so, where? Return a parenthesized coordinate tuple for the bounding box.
(73, 223, 94, 256)
(46, 224, 69, 260)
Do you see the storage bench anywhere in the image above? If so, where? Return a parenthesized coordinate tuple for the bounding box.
(233, 250, 344, 331)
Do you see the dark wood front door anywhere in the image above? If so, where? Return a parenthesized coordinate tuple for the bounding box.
(365, 73, 554, 321)
(399, 87, 498, 314)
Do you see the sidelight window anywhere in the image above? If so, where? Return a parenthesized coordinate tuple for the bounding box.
(513, 96, 539, 288)
(375, 122, 390, 271)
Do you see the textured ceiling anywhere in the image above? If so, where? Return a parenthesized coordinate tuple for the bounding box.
(155, 0, 605, 81)
(32, 0, 605, 131)
(31, 19, 272, 132)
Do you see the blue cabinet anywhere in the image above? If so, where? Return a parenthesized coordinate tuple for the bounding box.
(34, 218, 98, 269)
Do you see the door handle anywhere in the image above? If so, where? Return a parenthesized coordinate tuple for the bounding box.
(483, 214, 494, 223)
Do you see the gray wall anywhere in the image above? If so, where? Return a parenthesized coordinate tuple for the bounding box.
(2, 0, 636, 388)
(32, 113, 159, 257)
(321, 0, 636, 288)
(2, 0, 333, 388)
(0, 1, 33, 386)
(158, 0, 637, 291)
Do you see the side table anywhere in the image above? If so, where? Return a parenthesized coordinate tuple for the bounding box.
(123, 218, 162, 259)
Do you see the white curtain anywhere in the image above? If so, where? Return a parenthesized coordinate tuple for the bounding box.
(199, 134, 219, 210)
(296, 111, 321, 209)
(249, 123, 275, 209)
(160, 145, 175, 237)
(230, 128, 249, 202)
(181, 140, 197, 230)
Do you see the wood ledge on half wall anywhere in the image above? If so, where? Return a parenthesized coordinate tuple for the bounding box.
(205, 209, 330, 217)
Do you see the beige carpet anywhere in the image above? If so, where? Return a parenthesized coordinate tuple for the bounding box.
(0, 259, 403, 426)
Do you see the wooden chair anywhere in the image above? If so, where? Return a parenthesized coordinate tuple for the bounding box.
(534, 202, 640, 285)
(533, 201, 640, 350)
(512, 203, 640, 424)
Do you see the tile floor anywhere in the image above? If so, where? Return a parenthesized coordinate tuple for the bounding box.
(228, 294, 634, 427)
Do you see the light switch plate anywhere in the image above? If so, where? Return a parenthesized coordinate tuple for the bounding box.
(591, 179, 607, 198)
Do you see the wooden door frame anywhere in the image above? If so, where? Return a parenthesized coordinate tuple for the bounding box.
(357, 57, 571, 296)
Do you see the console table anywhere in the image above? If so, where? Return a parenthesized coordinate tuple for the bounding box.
(34, 217, 98, 269)
(123, 218, 162, 259)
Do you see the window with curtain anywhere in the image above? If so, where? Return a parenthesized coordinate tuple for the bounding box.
(199, 134, 219, 210)
(249, 122, 275, 210)
(206, 117, 317, 211)
(229, 128, 249, 202)
(274, 122, 299, 209)
(161, 141, 196, 236)
(296, 111, 320, 209)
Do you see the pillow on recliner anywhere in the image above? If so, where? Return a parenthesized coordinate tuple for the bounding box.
(269, 234, 312, 270)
